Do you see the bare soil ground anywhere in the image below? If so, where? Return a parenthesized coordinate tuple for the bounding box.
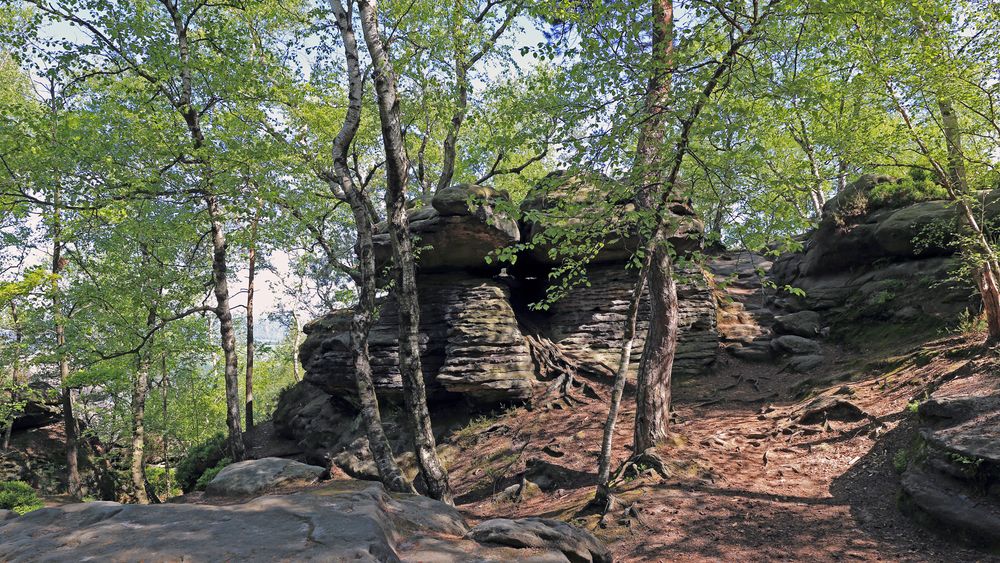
(446, 333, 1000, 562)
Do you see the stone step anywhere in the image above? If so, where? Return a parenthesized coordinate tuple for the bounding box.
(901, 465, 1000, 547)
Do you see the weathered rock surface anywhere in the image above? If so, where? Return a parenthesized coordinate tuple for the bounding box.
(771, 335, 822, 356)
(373, 184, 519, 273)
(204, 457, 326, 497)
(0, 481, 608, 562)
(771, 176, 987, 338)
(467, 518, 612, 563)
(546, 263, 718, 378)
(773, 310, 821, 338)
(900, 369, 1000, 546)
(299, 276, 535, 402)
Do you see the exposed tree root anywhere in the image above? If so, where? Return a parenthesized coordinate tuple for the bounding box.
(523, 332, 614, 408)
(610, 447, 672, 483)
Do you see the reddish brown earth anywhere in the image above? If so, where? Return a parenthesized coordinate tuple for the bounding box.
(445, 333, 999, 562)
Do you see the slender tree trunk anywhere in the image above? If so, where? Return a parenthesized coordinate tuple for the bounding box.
(245, 206, 258, 432)
(290, 310, 301, 382)
(328, 0, 412, 494)
(206, 195, 245, 461)
(357, 0, 453, 504)
(130, 349, 151, 504)
(836, 159, 848, 194)
(161, 354, 171, 497)
(51, 188, 81, 498)
(346, 192, 414, 494)
(937, 98, 1000, 340)
(3, 302, 22, 451)
(595, 258, 649, 502)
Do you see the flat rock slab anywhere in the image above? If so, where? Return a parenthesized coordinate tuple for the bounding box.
(0, 481, 608, 563)
(901, 466, 1000, 547)
(467, 517, 612, 563)
(205, 457, 325, 497)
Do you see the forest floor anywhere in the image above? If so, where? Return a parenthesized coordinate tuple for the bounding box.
(445, 332, 999, 562)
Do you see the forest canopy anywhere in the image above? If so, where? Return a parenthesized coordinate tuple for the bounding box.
(2, 0, 1000, 505)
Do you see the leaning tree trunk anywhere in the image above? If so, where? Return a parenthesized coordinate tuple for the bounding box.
(937, 98, 1000, 341)
(328, 0, 413, 495)
(206, 195, 245, 461)
(51, 190, 82, 498)
(357, 0, 453, 504)
(595, 257, 649, 502)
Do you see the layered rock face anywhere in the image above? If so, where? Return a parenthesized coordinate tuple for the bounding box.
(299, 276, 535, 402)
(771, 175, 993, 338)
(545, 263, 717, 378)
(276, 175, 720, 472)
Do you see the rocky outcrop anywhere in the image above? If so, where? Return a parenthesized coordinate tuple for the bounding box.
(278, 177, 720, 478)
(1, 387, 118, 500)
(0, 480, 609, 562)
(771, 175, 989, 337)
(546, 263, 717, 378)
(373, 183, 519, 273)
(899, 369, 1000, 547)
(299, 275, 535, 402)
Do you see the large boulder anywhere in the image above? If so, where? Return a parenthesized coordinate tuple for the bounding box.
(204, 457, 326, 497)
(770, 335, 821, 356)
(773, 310, 821, 338)
(0, 481, 609, 562)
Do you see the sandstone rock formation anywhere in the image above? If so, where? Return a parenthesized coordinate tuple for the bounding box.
(0, 480, 610, 562)
(275, 177, 721, 476)
(900, 368, 1000, 547)
(771, 175, 993, 338)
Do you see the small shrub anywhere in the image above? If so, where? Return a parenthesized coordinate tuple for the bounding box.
(0, 481, 44, 515)
(955, 309, 987, 335)
(194, 457, 231, 491)
(892, 450, 909, 474)
(175, 433, 227, 493)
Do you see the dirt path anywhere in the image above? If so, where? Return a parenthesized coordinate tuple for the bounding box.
(448, 335, 997, 562)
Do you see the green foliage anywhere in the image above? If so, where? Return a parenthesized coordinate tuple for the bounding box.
(175, 433, 227, 493)
(0, 481, 43, 514)
(194, 457, 232, 492)
(955, 310, 987, 335)
(145, 466, 182, 500)
(868, 170, 947, 208)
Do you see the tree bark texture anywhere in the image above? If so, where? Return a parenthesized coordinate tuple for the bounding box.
(357, 0, 453, 504)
